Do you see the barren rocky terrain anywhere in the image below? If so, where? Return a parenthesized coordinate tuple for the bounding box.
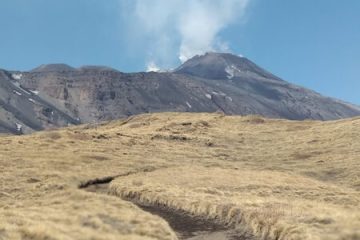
(1, 53, 359, 134)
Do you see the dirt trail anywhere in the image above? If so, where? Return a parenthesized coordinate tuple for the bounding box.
(138, 205, 250, 240)
(82, 181, 252, 240)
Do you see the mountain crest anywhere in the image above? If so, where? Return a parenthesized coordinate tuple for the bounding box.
(0, 52, 359, 135)
(175, 52, 281, 81)
(31, 64, 75, 73)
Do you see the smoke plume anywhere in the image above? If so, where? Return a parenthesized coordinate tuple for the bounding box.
(125, 0, 249, 70)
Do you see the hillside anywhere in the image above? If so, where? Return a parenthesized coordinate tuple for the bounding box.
(0, 52, 359, 134)
(0, 112, 359, 239)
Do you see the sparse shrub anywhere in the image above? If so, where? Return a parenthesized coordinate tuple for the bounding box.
(205, 140, 214, 147)
(20, 226, 55, 240)
(196, 120, 210, 128)
(291, 152, 313, 160)
(86, 155, 110, 161)
(92, 134, 109, 140)
(151, 134, 190, 141)
(181, 122, 192, 126)
(132, 180, 144, 186)
(128, 122, 148, 128)
(43, 132, 62, 140)
(244, 115, 266, 124)
(69, 131, 91, 141)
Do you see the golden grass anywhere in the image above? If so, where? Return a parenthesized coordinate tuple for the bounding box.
(0, 112, 359, 239)
(110, 167, 360, 240)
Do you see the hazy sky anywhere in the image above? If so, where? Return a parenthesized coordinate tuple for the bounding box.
(0, 0, 359, 104)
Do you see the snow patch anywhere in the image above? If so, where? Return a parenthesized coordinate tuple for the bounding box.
(225, 64, 242, 79)
(186, 101, 192, 108)
(28, 98, 36, 104)
(205, 94, 212, 100)
(15, 123, 22, 132)
(225, 66, 235, 79)
(10, 81, 32, 95)
(29, 90, 39, 95)
(13, 90, 22, 96)
(211, 91, 226, 97)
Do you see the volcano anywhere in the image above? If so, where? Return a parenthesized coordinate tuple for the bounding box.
(0, 52, 359, 134)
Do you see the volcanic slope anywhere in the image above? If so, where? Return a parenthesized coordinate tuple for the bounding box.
(1, 53, 360, 134)
(0, 112, 359, 240)
(0, 68, 80, 134)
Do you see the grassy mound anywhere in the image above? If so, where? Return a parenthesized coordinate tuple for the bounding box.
(0, 112, 359, 239)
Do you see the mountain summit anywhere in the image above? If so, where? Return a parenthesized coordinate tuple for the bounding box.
(175, 52, 281, 81)
(0, 52, 359, 134)
(31, 64, 75, 73)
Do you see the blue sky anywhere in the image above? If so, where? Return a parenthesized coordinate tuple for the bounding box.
(0, 0, 359, 104)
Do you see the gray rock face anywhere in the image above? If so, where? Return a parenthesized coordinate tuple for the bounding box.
(0, 70, 80, 134)
(0, 52, 359, 134)
(31, 64, 76, 73)
(175, 52, 282, 80)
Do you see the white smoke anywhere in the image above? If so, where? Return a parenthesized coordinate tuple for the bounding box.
(125, 0, 249, 70)
(177, 0, 248, 62)
(146, 61, 160, 72)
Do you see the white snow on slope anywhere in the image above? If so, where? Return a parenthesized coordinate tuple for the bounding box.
(13, 90, 22, 96)
(15, 123, 22, 132)
(225, 64, 243, 79)
(186, 101, 192, 108)
(205, 94, 212, 99)
(30, 90, 39, 95)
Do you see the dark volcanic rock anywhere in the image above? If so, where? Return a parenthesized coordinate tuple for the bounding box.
(78, 65, 119, 72)
(31, 64, 75, 73)
(175, 52, 282, 80)
(0, 69, 80, 134)
(0, 52, 359, 133)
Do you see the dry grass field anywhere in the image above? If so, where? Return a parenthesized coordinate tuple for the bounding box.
(0, 112, 359, 239)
